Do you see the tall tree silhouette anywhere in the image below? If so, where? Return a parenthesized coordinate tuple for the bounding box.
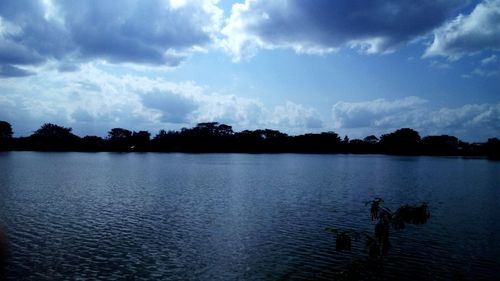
(292, 132, 341, 153)
(0, 121, 13, 150)
(107, 128, 133, 151)
(363, 135, 379, 144)
(131, 131, 151, 151)
(80, 136, 105, 151)
(485, 138, 500, 160)
(380, 128, 421, 155)
(2, 122, 498, 156)
(422, 135, 459, 155)
(29, 123, 80, 151)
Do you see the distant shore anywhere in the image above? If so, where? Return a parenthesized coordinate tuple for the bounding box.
(1, 121, 499, 159)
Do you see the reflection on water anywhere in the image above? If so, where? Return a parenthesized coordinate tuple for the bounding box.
(0, 152, 499, 280)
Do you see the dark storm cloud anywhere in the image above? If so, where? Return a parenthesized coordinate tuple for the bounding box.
(0, 64, 34, 77)
(0, 0, 74, 62)
(0, 0, 221, 73)
(0, 41, 45, 65)
(223, 0, 468, 57)
(60, 1, 215, 65)
(57, 63, 79, 73)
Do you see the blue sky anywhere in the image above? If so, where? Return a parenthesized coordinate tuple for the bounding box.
(0, 0, 499, 141)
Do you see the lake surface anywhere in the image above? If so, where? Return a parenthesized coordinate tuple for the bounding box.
(0, 152, 499, 280)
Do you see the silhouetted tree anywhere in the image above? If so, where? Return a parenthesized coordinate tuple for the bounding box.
(292, 132, 341, 153)
(29, 123, 80, 151)
(0, 121, 13, 150)
(151, 129, 180, 151)
(235, 130, 267, 152)
(345, 135, 381, 154)
(80, 136, 105, 151)
(349, 139, 372, 154)
(107, 128, 133, 151)
(422, 135, 459, 155)
(2, 121, 498, 156)
(155, 129, 168, 139)
(176, 123, 236, 152)
(380, 128, 421, 155)
(33, 123, 72, 136)
(485, 138, 500, 160)
(190, 122, 234, 137)
(132, 131, 151, 151)
(363, 135, 379, 144)
(0, 121, 13, 139)
(259, 129, 289, 151)
(108, 128, 132, 140)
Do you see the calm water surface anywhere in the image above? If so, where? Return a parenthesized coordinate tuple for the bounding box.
(0, 152, 499, 280)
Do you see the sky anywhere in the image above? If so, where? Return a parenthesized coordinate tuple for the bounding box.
(0, 0, 499, 141)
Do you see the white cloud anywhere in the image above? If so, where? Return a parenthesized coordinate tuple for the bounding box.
(467, 54, 500, 77)
(331, 97, 500, 141)
(429, 60, 452, 69)
(424, 0, 500, 59)
(481, 54, 498, 65)
(471, 67, 500, 77)
(1, 66, 498, 141)
(270, 101, 323, 130)
(332, 96, 427, 128)
(0, 63, 324, 137)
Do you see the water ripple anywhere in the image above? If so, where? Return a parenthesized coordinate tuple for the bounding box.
(0, 153, 499, 280)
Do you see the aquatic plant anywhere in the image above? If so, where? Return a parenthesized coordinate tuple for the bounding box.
(0, 227, 7, 277)
(327, 198, 430, 280)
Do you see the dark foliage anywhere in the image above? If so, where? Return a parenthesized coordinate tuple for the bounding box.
(152, 123, 236, 152)
(369, 198, 384, 220)
(422, 135, 459, 155)
(380, 128, 421, 155)
(107, 128, 133, 151)
(1, 120, 498, 157)
(485, 138, 500, 160)
(0, 121, 13, 140)
(27, 123, 79, 151)
(328, 199, 430, 280)
(391, 203, 430, 230)
(0, 226, 7, 279)
(292, 132, 341, 153)
(0, 121, 13, 150)
(364, 135, 379, 144)
(363, 199, 429, 260)
(235, 129, 289, 152)
(132, 131, 151, 151)
(80, 136, 105, 152)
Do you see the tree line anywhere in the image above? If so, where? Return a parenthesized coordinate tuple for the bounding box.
(0, 121, 498, 159)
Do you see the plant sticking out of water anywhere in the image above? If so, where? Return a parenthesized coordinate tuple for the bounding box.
(326, 198, 430, 280)
(366, 198, 430, 259)
(0, 225, 7, 277)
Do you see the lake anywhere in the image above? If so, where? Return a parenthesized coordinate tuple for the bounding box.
(0, 152, 499, 280)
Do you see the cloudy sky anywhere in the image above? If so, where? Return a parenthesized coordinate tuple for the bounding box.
(0, 0, 499, 141)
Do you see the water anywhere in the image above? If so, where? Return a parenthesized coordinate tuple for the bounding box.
(0, 152, 499, 280)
